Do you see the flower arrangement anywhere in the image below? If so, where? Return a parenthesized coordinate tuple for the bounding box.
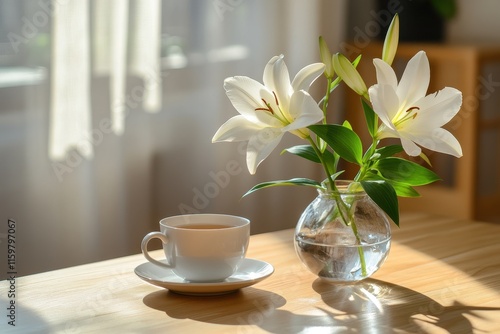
(212, 14, 462, 231)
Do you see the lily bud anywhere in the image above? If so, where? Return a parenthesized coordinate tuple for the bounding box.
(319, 36, 334, 78)
(333, 53, 368, 97)
(382, 14, 399, 66)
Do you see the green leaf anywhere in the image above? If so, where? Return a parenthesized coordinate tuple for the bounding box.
(361, 180, 399, 226)
(282, 145, 321, 163)
(328, 76, 342, 93)
(352, 54, 362, 67)
(374, 157, 440, 186)
(282, 145, 337, 174)
(387, 180, 420, 198)
(309, 124, 363, 165)
(360, 170, 420, 198)
(243, 178, 322, 197)
(322, 150, 338, 174)
(375, 145, 403, 159)
(360, 169, 420, 198)
(326, 170, 345, 183)
(342, 120, 352, 130)
(361, 99, 377, 138)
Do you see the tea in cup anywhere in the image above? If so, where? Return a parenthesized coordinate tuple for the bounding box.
(141, 214, 250, 282)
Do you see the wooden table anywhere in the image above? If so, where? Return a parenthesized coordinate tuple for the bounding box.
(3, 213, 500, 333)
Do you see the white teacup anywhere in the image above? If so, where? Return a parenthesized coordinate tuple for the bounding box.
(141, 214, 250, 282)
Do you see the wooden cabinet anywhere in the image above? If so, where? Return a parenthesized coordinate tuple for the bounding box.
(343, 43, 500, 222)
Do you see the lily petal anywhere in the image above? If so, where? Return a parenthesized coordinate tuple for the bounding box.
(212, 115, 264, 143)
(369, 84, 400, 128)
(410, 87, 462, 129)
(377, 123, 400, 140)
(224, 76, 279, 126)
(373, 58, 398, 89)
(215, 54, 325, 174)
(283, 91, 324, 131)
(291, 63, 325, 92)
(400, 135, 422, 156)
(411, 128, 463, 157)
(246, 128, 283, 174)
(263, 55, 292, 113)
(397, 51, 429, 107)
(369, 50, 463, 158)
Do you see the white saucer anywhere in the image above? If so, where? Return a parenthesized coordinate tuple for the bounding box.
(134, 258, 274, 295)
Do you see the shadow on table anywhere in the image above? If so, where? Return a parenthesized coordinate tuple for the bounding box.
(313, 278, 500, 333)
(0, 297, 52, 333)
(143, 287, 288, 329)
(143, 279, 500, 333)
(143, 287, 341, 333)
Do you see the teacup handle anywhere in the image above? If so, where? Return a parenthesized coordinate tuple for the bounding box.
(141, 232, 172, 268)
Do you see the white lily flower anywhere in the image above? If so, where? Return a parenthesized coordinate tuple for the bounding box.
(369, 51, 463, 158)
(212, 55, 325, 174)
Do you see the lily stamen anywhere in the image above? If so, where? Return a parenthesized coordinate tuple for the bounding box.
(255, 98, 275, 114)
(254, 95, 292, 125)
(394, 106, 419, 127)
(272, 91, 279, 106)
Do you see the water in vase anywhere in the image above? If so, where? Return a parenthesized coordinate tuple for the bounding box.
(295, 232, 391, 283)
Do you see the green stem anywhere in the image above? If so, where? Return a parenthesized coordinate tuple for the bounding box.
(355, 137, 379, 182)
(313, 80, 372, 278)
(349, 117, 381, 277)
(321, 77, 332, 122)
(349, 210, 367, 277)
(333, 187, 367, 278)
(306, 136, 336, 192)
(308, 134, 368, 277)
(307, 133, 368, 277)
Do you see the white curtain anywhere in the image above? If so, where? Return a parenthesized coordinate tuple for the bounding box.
(49, 0, 92, 160)
(1, 0, 347, 276)
(50, 0, 162, 157)
(93, 0, 162, 135)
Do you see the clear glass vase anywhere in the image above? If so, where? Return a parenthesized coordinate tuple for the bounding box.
(294, 180, 391, 283)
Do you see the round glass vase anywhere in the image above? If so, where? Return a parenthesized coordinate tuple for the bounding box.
(294, 180, 391, 283)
